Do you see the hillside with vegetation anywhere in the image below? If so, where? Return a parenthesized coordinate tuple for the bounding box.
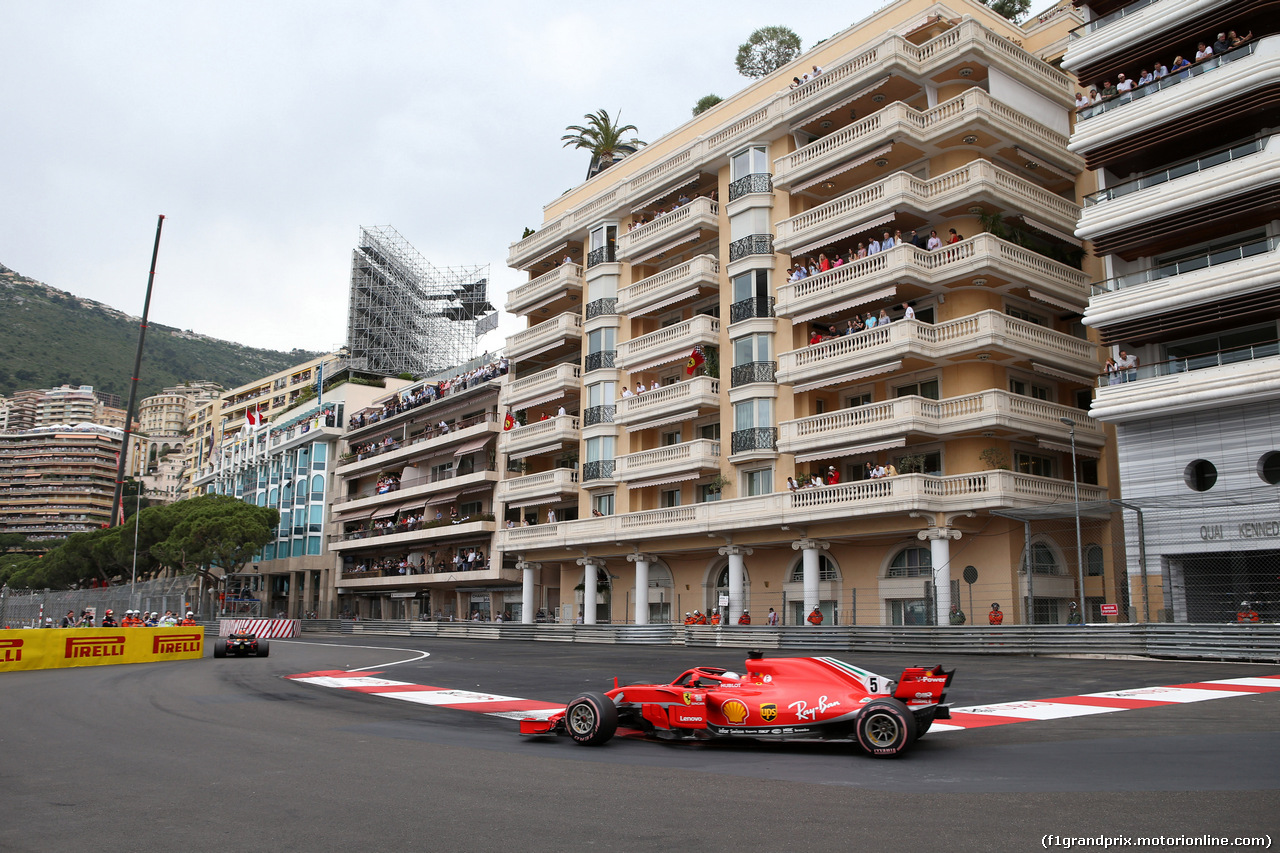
(0, 263, 318, 399)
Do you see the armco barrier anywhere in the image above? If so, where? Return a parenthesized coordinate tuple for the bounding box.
(219, 619, 299, 638)
(0, 627, 204, 672)
(335, 621, 1280, 663)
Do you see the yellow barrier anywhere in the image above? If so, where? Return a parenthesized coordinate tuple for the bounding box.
(0, 627, 204, 672)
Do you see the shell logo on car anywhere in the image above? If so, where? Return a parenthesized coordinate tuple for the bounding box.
(721, 699, 748, 724)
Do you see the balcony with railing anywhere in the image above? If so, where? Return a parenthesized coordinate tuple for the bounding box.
(584, 350, 617, 373)
(775, 233, 1091, 323)
(616, 254, 719, 318)
(504, 312, 583, 363)
(617, 197, 719, 262)
(500, 363, 582, 412)
(777, 310, 1099, 391)
(779, 391, 1103, 459)
(729, 295, 775, 324)
(337, 562, 522, 589)
(773, 90, 1077, 191)
(582, 459, 615, 482)
(614, 439, 721, 485)
(495, 467, 580, 506)
(337, 414, 502, 478)
(616, 314, 721, 372)
(585, 297, 618, 320)
(1091, 340, 1280, 423)
(1071, 39, 1271, 155)
(775, 161, 1079, 257)
(615, 376, 720, 431)
(731, 426, 777, 456)
(730, 361, 777, 388)
(504, 263, 584, 316)
(330, 517, 498, 553)
(497, 414, 580, 461)
(1085, 235, 1280, 332)
(582, 404, 615, 427)
(496, 470, 1104, 552)
(728, 172, 772, 201)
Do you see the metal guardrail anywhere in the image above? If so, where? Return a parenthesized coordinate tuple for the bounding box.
(327, 621, 1280, 663)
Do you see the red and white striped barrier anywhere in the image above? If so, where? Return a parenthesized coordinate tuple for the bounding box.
(286, 670, 1280, 731)
(219, 619, 299, 638)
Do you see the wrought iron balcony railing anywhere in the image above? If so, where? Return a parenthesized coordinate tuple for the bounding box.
(584, 350, 616, 372)
(728, 234, 775, 263)
(730, 361, 777, 388)
(729, 296, 775, 324)
(585, 297, 618, 320)
(728, 173, 773, 202)
(583, 404, 616, 426)
(582, 459, 616, 481)
(731, 427, 777, 454)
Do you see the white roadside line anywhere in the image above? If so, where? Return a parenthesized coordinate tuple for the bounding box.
(274, 639, 431, 670)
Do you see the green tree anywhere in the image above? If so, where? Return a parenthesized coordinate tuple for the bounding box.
(150, 495, 277, 583)
(735, 26, 802, 78)
(692, 94, 723, 116)
(561, 109, 646, 178)
(980, 0, 1032, 22)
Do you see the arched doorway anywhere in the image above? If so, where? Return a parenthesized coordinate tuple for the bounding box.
(784, 552, 842, 626)
(713, 562, 750, 623)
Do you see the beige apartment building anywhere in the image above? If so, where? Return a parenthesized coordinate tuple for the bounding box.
(496, 0, 1123, 626)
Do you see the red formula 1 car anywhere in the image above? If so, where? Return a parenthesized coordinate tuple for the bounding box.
(520, 651, 952, 757)
(212, 631, 270, 658)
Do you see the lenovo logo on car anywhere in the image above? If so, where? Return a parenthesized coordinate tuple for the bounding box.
(65, 636, 126, 659)
(675, 714, 704, 723)
(153, 633, 202, 654)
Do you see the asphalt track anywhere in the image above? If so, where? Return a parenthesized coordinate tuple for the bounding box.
(2, 635, 1277, 852)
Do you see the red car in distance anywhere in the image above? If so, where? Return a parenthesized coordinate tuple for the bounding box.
(520, 651, 953, 757)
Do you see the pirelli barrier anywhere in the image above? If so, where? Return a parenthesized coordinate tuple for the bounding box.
(0, 627, 204, 673)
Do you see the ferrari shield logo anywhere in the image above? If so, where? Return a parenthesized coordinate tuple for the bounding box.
(760, 703, 778, 722)
(683, 692, 693, 705)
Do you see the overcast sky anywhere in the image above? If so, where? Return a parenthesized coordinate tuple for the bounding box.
(3, 1, 1050, 358)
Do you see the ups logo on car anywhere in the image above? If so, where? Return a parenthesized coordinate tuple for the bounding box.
(760, 703, 778, 722)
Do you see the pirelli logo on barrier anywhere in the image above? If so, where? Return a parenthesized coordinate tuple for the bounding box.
(66, 635, 126, 659)
(153, 633, 202, 655)
(0, 627, 203, 673)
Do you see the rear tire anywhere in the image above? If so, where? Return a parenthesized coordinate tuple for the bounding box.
(213, 641, 227, 659)
(855, 698, 917, 757)
(256, 639, 270, 657)
(564, 692, 618, 746)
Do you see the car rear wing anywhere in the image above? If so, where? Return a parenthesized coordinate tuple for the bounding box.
(892, 664, 954, 708)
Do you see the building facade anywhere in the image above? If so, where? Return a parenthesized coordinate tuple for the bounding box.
(1065, 0, 1280, 621)
(497, 0, 1124, 626)
(330, 356, 510, 620)
(136, 382, 222, 503)
(0, 424, 122, 540)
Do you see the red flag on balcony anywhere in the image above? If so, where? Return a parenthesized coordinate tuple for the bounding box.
(685, 346, 705, 375)
(503, 410, 515, 431)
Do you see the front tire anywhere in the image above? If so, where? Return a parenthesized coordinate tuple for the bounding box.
(213, 641, 227, 658)
(564, 692, 618, 746)
(256, 639, 270, 657)
(856, 698, 917, 757)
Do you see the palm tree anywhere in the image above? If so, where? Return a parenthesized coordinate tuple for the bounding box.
(562, 109, 646, 179)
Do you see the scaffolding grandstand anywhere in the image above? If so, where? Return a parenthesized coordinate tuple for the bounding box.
(346, 226, 493, 377)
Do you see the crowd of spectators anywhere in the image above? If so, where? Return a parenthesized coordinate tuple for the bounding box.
(787, 227, 962, 283)
(790, 64, 825, 88)
(348, 355, 509, 430)
(343, 504, 490, 540)
(806, 301, 916, 345)
(344, 545, 488, 577)
(628, 190, 719, 231)
(1075, 27, 1253, 110)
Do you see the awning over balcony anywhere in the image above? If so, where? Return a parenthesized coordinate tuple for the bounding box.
(793, 359, 902, 393)
(516, 389, 565, 409)
(631, 174, 703, 214)
(792, 286, 897, 325)
(791, 77, 888, 128)
(372, 502, 409, 518)
(790, 214, 894, 257)
(333, 504, 379, 521)
(794, 437, 905, 464)
(635, 231, 702, 264)
(625, 411, 699, 433)
(629, 289, 702, 318)
(426, 490, 462, 506)
(509, 443, 565, 461)
(1028, 289, 1080, 313)
(453, 436, 494, 457)
(1019, 215, 1081, 245)
(527, 240, 572, 269)
(793, 143, 895, 193)
(625, 472, 703, 490)
(509, 494, 565, 508)
(1037, 439, 1102, 459)
(1032, 362, 1097, 386)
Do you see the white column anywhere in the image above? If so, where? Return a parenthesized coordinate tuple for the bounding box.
(627, 553, 655, 625)
(791, 538, 829, 624)
(918, 527, 962, 624)
(516, 559, 540, 625)
(717, 545, 752, 624)
(577, 557, 602, 625)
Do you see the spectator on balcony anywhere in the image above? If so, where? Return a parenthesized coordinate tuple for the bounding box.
(790, 76, 803, 89)
(787, 476, 798, 492)
(1195, 41, 1213, 62)
(907, 229, 924, 248)
(832, 254, 844, 268)
(827, 466, 840, 485)
(818, 253, 831, 272)
(547, 508, 557, 524)
(1099, 80, 1117, 100)
(811, 64, 823, 77)
(562, 254, 573, 265)
(1152, 62, 1169, 80)
(1213, 32, 1232, 54)
(1115, 73, 1135, 94)
(621, 386, 633, 398)
(636, 381, 645, 395)
(855, 243, 867, 259)
(1117, 350, 1139, 382)
(650, 381, 661, 392)
(1171, 55, 1191, 73)
(1074, 91, 1090, 110)
(902, 302, 915, 321)
(878, 308, 892, 325)
(557, 404, 567, 416)
(866, 461, 877, 479)
(926, 230, 942, 250)
(881, 231, 896, 250)
(948, 228, 963, 244)
(1103, 357, 1119, 386)
(1230, 30, 1253, 49)
(864, 311, 877, 329)
(1088, 87, 1101, 104)
(1137, 69, 1154, 86)
(866, 237, 881, 255)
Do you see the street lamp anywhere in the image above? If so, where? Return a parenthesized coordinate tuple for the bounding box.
(1060, 416, 1085, 622)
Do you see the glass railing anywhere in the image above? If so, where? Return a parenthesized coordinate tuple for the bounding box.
(1090, 236, 1278, 294)
(1069, 0, 1160, 39)
(1085, 138, 1267, 206)
(1077, 43, 1256, 121)
(1098, 340, 1280, 386)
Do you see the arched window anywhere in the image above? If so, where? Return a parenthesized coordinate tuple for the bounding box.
(311, 474, 325, 501)
(716, 563, 752, 588)
(788, 555, 839, 582)
(887, 547, 932, 578)
(1030, 542, 1063, 575)
(1086, 544, 1104, 577)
